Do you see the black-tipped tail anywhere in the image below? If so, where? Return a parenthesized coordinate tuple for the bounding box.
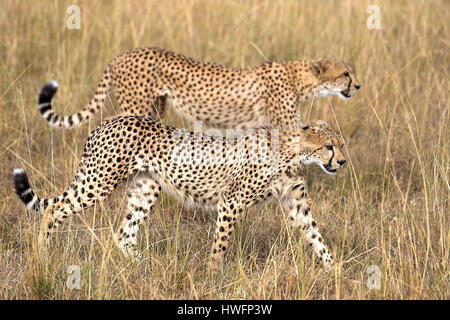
(38, 80, 58, 117)
(13, 169, 41, 212)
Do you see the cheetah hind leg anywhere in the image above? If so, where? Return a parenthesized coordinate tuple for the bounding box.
(210, 199, 243, 270)
(116, 87, 167, 122)
(115, 173, 161, 258)
(151, 95, 168, 122)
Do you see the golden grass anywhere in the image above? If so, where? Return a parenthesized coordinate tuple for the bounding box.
(0, 0, 448, 299)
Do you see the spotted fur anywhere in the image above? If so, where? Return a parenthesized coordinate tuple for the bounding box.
(38, 47, 360, 131)
(14, 111, 346, 268)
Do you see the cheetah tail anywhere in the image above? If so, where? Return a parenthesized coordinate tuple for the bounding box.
(13, 169, 46, 214)
(38, 65, 113, 129)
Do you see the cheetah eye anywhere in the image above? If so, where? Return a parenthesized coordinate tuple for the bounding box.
(341, 144, 345, 149)
(325, 145, 333, 151)
(344, 72, 350, 78)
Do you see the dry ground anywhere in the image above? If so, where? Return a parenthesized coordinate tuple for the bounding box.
(0, 0, 448, 299)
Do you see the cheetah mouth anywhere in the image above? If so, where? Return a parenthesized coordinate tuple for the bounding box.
(301, 157, 337, 175)
(339, 91, 352, 99)
(323, 165, 337, 174)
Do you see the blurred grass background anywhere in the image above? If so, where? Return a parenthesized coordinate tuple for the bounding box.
(0, 0, 448, 299)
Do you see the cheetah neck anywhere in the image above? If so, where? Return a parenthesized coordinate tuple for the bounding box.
(280, 61, 320, 98)
(277, 130, 309, 169)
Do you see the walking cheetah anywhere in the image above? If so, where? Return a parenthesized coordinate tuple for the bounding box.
(15, 85, 347, 268)
(38, 47, 360, 131)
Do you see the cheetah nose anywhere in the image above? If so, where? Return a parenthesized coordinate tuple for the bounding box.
(355, 84, 361, 90)
(337, 160, 346, 167)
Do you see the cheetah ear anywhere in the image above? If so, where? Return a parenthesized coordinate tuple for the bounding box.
(315, 120, 329, 129)
(299, 122, 310, 130)
(311, 59, 333, 76)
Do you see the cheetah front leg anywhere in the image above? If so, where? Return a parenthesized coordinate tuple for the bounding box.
(211, 198, 243, 269)
(283, 179, 334, 268)
(116, 173, 161, 257)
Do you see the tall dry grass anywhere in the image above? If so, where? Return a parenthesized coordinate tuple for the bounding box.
(0, 0, 448, 299)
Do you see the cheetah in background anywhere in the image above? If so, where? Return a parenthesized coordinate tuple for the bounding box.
(38, 47, 360, 131)
(15, 84, 347, 268)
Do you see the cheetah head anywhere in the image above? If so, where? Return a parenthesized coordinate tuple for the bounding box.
(297, 120, 347, 175)
(311, 59, 361, 101)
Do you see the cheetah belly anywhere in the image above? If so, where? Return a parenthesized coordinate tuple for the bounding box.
(163, 84, 266, 130)
(147, 171, 223, 213)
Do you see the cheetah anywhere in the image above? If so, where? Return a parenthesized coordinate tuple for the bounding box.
(38, 47, 360, 131)
(15, 85, 347, 268)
